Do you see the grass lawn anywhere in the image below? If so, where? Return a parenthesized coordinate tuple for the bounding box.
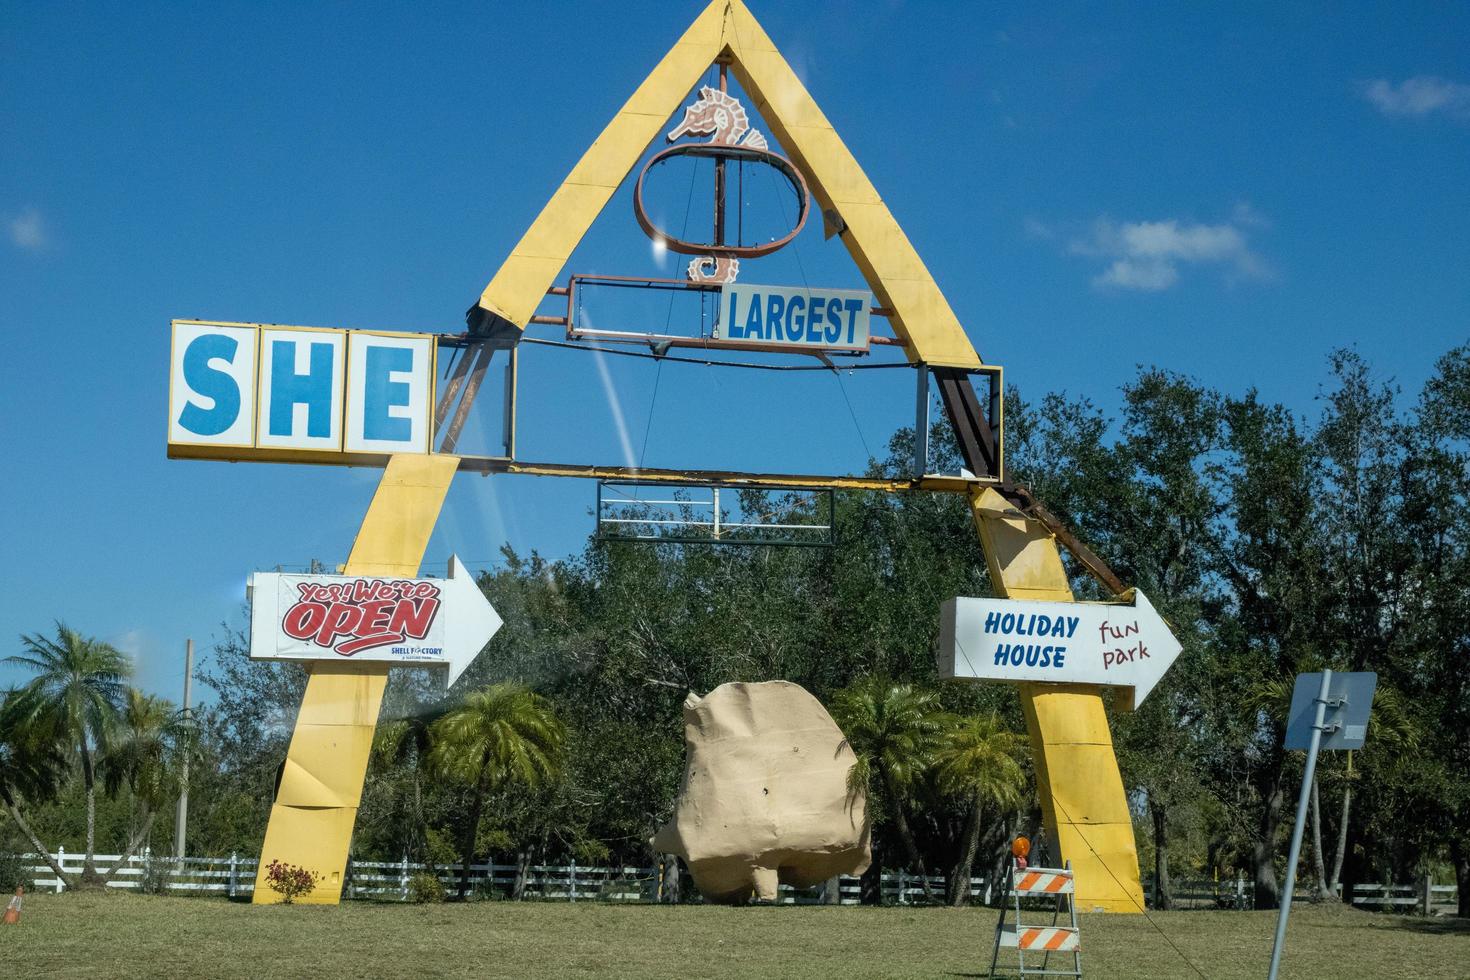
(1, 892, 1465, 979)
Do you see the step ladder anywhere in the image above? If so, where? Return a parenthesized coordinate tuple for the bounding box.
(987, 860, 1081, 978)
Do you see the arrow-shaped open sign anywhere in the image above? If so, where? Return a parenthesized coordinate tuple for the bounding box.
(939, 590, 1181, 708)
(248, 555, 500, 686)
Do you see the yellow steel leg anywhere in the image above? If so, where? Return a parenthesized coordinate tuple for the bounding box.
(970, 488, 1145, 913)
(253, 454, 459, 904)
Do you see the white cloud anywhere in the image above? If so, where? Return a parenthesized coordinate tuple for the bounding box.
(1363, 76, 1470, 119)
(1064, 212, 1270, 292)
(8, 207, 46, 250)
(1094, 258, 1178, 291)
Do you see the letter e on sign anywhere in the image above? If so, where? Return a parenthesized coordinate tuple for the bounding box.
(344, 333, 434, 454)
(169, 322, 257, 448)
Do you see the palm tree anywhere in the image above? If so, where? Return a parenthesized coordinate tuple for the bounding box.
(932, 712, 1025, 906)
(100, 689, 194, 878)
(429, 683, 566, 899)
(371, 711, 439, 867)
(5, 624, 129, 885)
(0, 689, 71, 886)
(831, 676, 949, 899)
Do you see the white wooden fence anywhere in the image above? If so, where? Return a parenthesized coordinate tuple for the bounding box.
(1144, 875, 1253, 909)
(1350, 880, 1460, 916)
(1143, 875, 1461, 915)
(20, 852, 1458, 913)
(18, 851, 988, 905)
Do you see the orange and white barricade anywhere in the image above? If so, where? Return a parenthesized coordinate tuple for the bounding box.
(1012, 868, 1076, 896)
(988, 862, 1082, 978)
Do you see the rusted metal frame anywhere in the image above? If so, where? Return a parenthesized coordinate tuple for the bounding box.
(566, 328, 876, 359)
(454, 455, 987, 494)
(433, 343, 476, 428)
(634, 144, 809, 258)
(933, 367, 999, 480)
(438, 344, 494, 454)
(566, 270, 896, 315)
(1001, 484, 1128, 597)
(557, 273, 899, 352)
(931, 368, 1124, 594)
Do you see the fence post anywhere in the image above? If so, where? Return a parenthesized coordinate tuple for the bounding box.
(569, 858, 577, 903)
(399, 854, 409, 902)
(55, 846, 65, 893)
(898, 869, 908, 906)
(228, 852, 238, 899)
(1422, 872, 1434, 916)
(823, 875, 841, 905)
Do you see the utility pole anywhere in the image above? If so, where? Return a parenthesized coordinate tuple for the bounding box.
(174, 638, 194, 859)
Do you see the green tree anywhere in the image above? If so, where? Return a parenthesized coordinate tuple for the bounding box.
(367, 710, 439, 866)
(429, 683, 566, 899)
(0, 689, 70, 885)
(5, 625, 129, 886)
(1401, 342, 1470, 916)
(99, 689, 194, 877)
(1211, 393, 1326, 910)
(932, 712, 1025, 906)
(831, 676, 948, 900)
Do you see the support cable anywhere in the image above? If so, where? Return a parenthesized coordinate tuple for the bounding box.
(763, 152, 873, 461)
(519, 335, 910, 372)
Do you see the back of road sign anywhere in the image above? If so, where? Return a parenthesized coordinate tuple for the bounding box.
(1285, 671, 1377, 750)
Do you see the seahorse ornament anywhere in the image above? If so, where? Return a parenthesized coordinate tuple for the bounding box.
(666, 87, 769, 284)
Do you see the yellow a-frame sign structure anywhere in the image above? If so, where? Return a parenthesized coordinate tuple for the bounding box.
(252, 0, 1145, 912)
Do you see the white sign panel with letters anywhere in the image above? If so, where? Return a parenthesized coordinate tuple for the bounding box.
(255, 328, 347, 452)
(248, 556, 500, 687)
(169, 322, 258, 450)
(715, 282, 871, 352)
(167, 320, 436, 464)
(939, 590, 1182, 707)
(344, 332, 434, 455)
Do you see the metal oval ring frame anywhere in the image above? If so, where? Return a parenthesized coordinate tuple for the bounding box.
(633, 143, 811, 258)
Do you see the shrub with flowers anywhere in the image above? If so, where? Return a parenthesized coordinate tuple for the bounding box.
(265, 860, 320, 904)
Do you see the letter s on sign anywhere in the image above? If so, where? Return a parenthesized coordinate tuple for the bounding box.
(179, 334, 241, 436)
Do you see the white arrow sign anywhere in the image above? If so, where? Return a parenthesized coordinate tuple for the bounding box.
(248, 555, 501, 686)
(939, 590, 1181, 708)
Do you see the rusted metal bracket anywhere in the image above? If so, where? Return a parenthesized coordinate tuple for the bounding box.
(1001, 484, 1127, 597)
(932, 366, 1126, 597)
(436, 343, 495, 454)
(933, 366, 1001, 481)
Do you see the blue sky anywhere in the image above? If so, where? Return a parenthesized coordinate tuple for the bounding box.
(2, 1, 1467, 701)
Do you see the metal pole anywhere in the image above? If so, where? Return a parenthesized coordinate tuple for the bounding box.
(714, 63, 728, 247)
(913, 366, 930, 476)
(1267, 669, 1332, 980)
(174, 638, 193, 859)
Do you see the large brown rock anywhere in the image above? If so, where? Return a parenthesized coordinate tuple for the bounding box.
(651, 680, 871, 903)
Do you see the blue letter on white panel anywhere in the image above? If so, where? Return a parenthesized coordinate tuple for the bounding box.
(179, 334, 241, 437)
(345, 333, 433, 455)
(268, 340, 335, 438)
(255, 329, 346, 452)
(362, 346, 413, 442)
(168, 322, 258, 449)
